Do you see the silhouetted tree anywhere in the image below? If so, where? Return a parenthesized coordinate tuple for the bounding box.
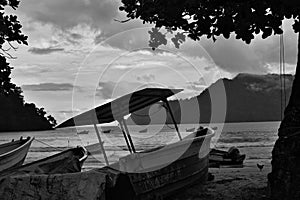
(120, 0, 300, 199)
(0, 0, 57, 131)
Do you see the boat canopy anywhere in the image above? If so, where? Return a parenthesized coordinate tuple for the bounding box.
(57, 88, 183, 128)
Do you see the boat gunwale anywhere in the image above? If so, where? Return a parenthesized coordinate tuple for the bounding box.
(0, 137, 34, 158)
(131, 129, 215, 158)
(2, 145, 88, 173)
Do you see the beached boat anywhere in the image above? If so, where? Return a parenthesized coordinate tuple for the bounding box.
(57, 88, 215, 199)
(77, 130, 89, 134)
(209, 147, 246, 167)
(0, 146, 88, 177)
(0, 137, 34, 172)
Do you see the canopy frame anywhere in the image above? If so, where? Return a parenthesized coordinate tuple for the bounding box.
(57, 88, 183, 165)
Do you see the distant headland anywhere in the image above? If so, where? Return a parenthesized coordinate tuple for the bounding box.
(0, 57, 56, 132)
(127, 73, 293, 125)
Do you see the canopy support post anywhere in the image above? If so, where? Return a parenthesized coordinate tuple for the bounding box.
(121, 118, 136, 153)
(118, 120, 132, 153)
(92, 117, 109, 166)
(163, 99, 182, 141)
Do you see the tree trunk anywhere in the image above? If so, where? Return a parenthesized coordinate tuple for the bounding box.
(268, 33, 300, 199)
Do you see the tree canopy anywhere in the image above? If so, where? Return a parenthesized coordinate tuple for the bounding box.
(0, 0, 57, 131)
(120, 1, 300, 199)
(120, 0, 299, 47)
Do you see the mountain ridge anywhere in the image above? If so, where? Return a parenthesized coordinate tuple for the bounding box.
(127, 73, 293, 125)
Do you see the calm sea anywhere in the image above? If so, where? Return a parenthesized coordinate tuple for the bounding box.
(0, 121, 280, 170)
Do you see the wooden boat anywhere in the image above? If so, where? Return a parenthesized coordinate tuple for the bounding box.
(209, 147, 246, 167)
(0, 146, 88, 177)
(57, 88, 215, 199)
(102, 129, 111, 134)
(0, 137, 34, 172)
(106, 128, 214, 199)
(185, 127, 195, 132)
(138, 128, 147, 133)
(77, 130, 89, 134)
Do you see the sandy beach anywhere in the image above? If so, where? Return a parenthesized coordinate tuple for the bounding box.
(171, 163, 270, 200)
(0, 122, 276, 199)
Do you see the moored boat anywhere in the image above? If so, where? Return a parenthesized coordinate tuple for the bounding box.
(0, 146, 88, 177)
(0, 137, 34, 172)
(209, 147, 246, 167)
(185, 127, 195, 132)
(106, 128, 214, 200)
(138, 128, 147, 133)
(57, 88, 215, 199)
(77, 130, 89, 134)
(102, 129, 111, 133)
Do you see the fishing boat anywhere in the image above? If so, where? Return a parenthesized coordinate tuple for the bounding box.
(185, 127, 195, 132)
(138, 128, 147, 133)
(209, 147, 246, 167)
(102, 129, 111, 134)
(57, 88, 215, 199)
(77, 130, 89, 134)
(0, 146, 88, 177)
(0, 136, 34, 172)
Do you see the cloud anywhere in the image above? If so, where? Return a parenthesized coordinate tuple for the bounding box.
(70, 33, 83, 40)
(201, 37, 267, 74)
(252, 24, 298, 65)
(22, 83, 77, 91)
(19, 0, 118, 29)
(187, 77, 207, 86)
(18, 0, 144, 41)
(97, 81, 156, 99)
(136, 74, 156, 82)
(28, 47, 64, 54)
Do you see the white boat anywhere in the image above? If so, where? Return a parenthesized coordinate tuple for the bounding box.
(0, 146, 88, 177)
(0, 137, 34, 172)
(1, 88, 215, 200)
(58, 88, 215, 199)
(186, 127, 195, 132)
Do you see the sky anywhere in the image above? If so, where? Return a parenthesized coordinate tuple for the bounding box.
(5, 0, 299, 123)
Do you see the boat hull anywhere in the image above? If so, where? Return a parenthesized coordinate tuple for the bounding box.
(209, 148, 246, 167)
(0, 146, 88, 177)
(107, 129, 214, 200)
(0, 137, 34, 172)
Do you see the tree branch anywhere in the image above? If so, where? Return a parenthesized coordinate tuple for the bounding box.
(114, 18, 131, 23)
(0, 47, 16, 59)
(7, 41, 18, 51)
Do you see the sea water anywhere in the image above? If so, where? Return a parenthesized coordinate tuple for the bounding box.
(0, 121, 280, 170)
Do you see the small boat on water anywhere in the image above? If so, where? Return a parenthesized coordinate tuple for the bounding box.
(0, 137, 34, 172)
(209, 147, 246, 167)
(57, 88, 215, 199)
(138, 128, 147, 133)
(77, 130, 89, 134)
(185, 127, 195, 132)
(102, 129, 111, 134)
(0, 146, 88, 177)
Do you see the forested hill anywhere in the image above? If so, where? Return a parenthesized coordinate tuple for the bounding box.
(127, 73, 293, 125)
(0, 58, 56, 132)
